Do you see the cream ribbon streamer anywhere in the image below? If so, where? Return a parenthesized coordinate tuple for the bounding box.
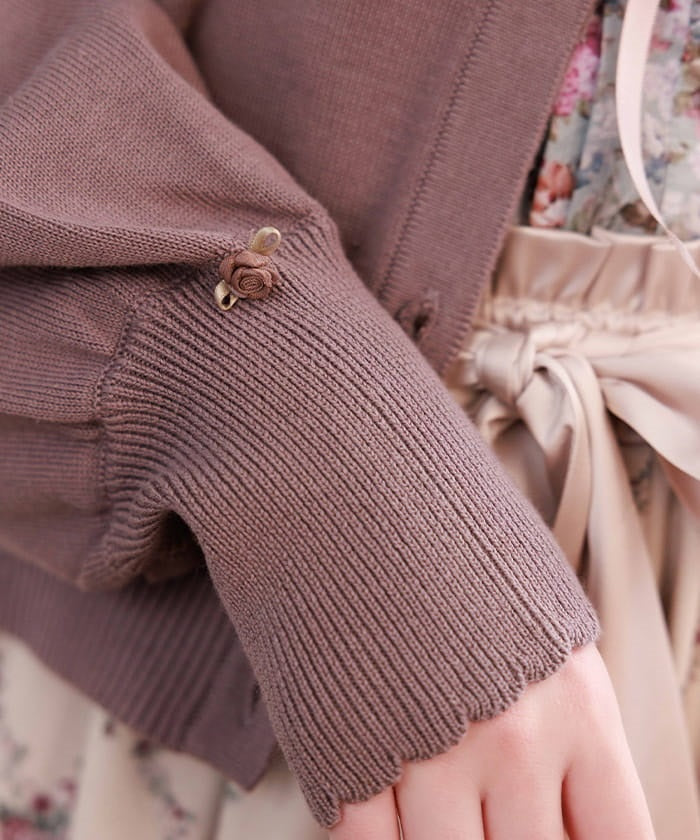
(617, 0, 700, 276)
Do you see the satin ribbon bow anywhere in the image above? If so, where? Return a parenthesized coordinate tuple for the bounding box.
(447, 286, 700, 831)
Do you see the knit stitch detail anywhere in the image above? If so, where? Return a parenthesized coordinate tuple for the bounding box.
(95, 216, 601, 827)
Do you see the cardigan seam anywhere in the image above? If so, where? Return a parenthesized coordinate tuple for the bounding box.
(437, 0, 600, 376)
(93, 283, 172, 581)
(91, 210, 339, 580)
(376, 0, 498, 309)
(373, 0, 600, 378)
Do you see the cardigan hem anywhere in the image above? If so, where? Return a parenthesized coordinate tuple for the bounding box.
(0, 554, 278, 791)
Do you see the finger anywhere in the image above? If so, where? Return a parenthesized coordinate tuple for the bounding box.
(329, 786, 400, 840)
(561, 729, 655, 839)
(482, 772, 565, 840)
(395, 746, 485, 839)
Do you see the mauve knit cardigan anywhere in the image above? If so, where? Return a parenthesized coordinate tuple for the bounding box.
(0, 0, 601, 827)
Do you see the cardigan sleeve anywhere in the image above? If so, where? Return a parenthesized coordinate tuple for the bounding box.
(0, 0, 601, 828)
(100, 217, 601, 826)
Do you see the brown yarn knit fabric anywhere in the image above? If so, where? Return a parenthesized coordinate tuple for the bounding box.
(0, 0, 600, 827)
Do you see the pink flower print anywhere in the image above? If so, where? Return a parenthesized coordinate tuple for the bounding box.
(650, 33, 672, 52)
(29, 795, 50, 815)
(529, 160, 575, 228)
(553, 15, 602, 117)
(1, 817, 43, 840)
(57, 779, 76, 800)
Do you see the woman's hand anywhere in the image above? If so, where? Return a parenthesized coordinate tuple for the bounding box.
(329, 642, 655, 839)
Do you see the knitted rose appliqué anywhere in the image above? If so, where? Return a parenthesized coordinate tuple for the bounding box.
(214, 226, 282, 310)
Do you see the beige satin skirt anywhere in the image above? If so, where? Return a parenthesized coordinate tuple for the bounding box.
(444, 224, 700, 839)
(1, 224, 699, 839)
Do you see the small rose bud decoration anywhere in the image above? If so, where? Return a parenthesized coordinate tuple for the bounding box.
(219, 249, 281, 300)
(214, 226, 282, 311)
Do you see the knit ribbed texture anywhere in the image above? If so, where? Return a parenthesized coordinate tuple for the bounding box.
(89, 216, 599, 826)
(0, 556, 277, 789)
(0, 0, 602, 829)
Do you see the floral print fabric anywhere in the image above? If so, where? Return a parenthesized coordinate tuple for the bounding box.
(529, 0, 700, 238)
(0, 632, 325, 840)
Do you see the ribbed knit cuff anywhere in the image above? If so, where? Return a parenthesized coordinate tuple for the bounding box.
(98, 215, 601, 827)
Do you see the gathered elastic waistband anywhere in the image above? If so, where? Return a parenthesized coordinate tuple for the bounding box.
(451, 224, 700, 426)
(478, 225, 700, 325)
(447, 223, 700, 576)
